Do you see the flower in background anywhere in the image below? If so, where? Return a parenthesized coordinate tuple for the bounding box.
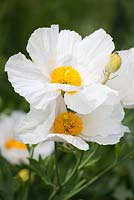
(18, 97, 129, 151)
(107, 48, 134, 108)
(5, 24, 118, 115)
(0, 111, 54, 164)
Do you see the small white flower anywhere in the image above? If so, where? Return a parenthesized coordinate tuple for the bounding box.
(0, 111, 54, 164)
(107, 48, 134, 108)
(18, 97, 129, 151)
(5, 25, 118, 114)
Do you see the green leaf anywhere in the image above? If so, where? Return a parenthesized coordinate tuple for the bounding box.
(0, 159, 19, 200)
(78, 144, 98, 169)
(29, 156, 55, 187)
(54, 171, 86, 200)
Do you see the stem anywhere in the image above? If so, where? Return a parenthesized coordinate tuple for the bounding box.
(29, 145, 34, 181)
(78, 146, 98, 170)
(62, 150, 83, 186)
(83, 151, 133, 189)
(48, 150, 83, 200)
(27, 145, 35, 199)
(101, 71, 110, 85)
(55, 142, 61, 188)
(63, 150, 133, 200)
(48, 143, 61, 200)
(48, 189, 58, 200)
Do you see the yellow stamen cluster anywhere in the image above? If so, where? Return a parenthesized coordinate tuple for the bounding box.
(53, 112, 83, 136)
(5, 139, 26, 150)
(50, 66, 82, 86)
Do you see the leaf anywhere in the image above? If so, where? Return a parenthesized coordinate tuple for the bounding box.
(29, 156, 55, 187)
(0, 159, 18, 200)
(78, 144, 98, 169)
(54, 171, 86, 200)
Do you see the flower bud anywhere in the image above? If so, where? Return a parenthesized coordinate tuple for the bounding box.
(105, 52, 122, 73)
(18, 169, 29, 182)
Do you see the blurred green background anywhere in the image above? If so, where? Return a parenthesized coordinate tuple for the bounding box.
(0, 0, 134, 199)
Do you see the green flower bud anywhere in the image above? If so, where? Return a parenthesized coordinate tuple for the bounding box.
(105, 52, 122, 73)
(18, 169, 29, 182)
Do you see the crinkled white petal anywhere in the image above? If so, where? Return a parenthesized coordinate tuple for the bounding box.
(5, 53, 59, 109)
(80, 103, 129, 145)
(54, 95, 67, 116)
(27, 25, 59, 75)
(64, 83, 118, 114)
(56, 30, 82, 66)
(46, 134, 89, 151)
(18, 96, 66, 144)
(49, 83, 81, 92)
(107, 48, 134, 108)
(18, 101, 56, 144)
(89, 131, 127, 145)
(75, 29, 115, 85)
(33, 141, 54, 160)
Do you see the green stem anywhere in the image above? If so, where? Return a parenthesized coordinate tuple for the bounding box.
(63, 150, 133, 200)
(101, 71, 110, 85)
(48, 143, 61, 200)
(29, 145, 34, 180)
(78, 146, 98, 170)
(62, 150, 83, 186)
(48, 189, 58, 200)
(55, 142, 61, 188)
(27, 145, 35, 199)
(48, 150, 83, 200)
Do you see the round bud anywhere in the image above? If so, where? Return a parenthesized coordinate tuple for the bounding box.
(105, 52, 122, 73)
(18, 169, 29, 182)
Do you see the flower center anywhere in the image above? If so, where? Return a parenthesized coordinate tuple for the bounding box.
(50, 66, 82, 86)
(53, 112, 83, 136)
(5, 139, 26, 150)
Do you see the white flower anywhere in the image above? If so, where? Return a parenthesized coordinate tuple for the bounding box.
(5, 25, 118, 115)
(18, 97, 129, 151)
(0, 111, 54, 164)
(107, 48, 134, 108)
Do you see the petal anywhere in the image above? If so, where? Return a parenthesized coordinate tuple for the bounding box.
(108, 48, 134, 108)
(1, 148, 28, 165)
(17, 96, 66, 144)
(0, 111, 25, 145)
(55, 95, 67, 116)
(89, 132, 127, 145)
(18, 100, 56, 144)
(46, 134, 89, 151)
(81, 103, 129, 145)
(56, 30, 82, 66)
(27, 25, 59, 75)
(33, 141, 54, 160)
(5, 53, 59, 109)
(75, 29, 115, 84)
(49, 83, 80, 92)
(0, 113, 28, 165)
(64, 83, 118, 114)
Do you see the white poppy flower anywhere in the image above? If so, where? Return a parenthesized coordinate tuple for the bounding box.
(0, 111, 54, 164)
(5, 25, 118, 114)
(18, 97, 129, 151)
(107, 48, 134, 108)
